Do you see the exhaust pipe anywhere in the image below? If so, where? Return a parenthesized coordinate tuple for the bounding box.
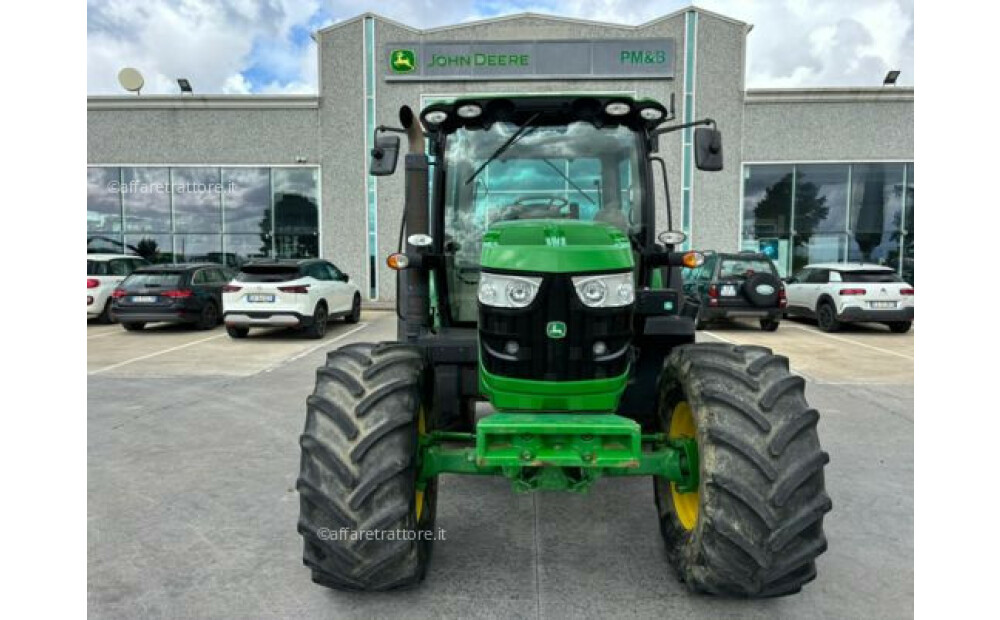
(398, 105, 430, 341)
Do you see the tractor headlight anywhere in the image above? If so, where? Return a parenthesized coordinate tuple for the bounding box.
(478, 273, 542, 308)
(572, 273, 634, 308)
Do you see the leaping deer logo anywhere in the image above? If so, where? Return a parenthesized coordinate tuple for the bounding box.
(391, 50, 416, 73)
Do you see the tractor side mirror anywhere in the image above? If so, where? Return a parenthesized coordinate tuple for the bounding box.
(369, 135, 400, 176)
(694, 127, 723, 171)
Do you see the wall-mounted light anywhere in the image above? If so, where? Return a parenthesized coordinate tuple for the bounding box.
(177, 78, 193, 94)
(883, 70, 900, 86)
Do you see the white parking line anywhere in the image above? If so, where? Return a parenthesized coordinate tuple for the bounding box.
(700, 330, 735, 344)
(88, 333, 228, 375)
(787, 324, 914, 361)
(87, 330, 123, 340)
(260, 323, 369, 373)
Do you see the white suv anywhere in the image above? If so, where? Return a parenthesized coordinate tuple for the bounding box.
(784, 263, 913, 333)
(87, 254, 150, 323)
(222, 259, 361, 339)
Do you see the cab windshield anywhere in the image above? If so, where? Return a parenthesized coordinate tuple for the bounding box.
(440, 121, 646, 323)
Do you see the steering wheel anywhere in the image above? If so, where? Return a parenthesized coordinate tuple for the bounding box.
(502, 195, 573, 220)
(514, 195, 569, 209)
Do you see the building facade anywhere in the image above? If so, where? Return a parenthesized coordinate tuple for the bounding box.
(87, 7, 915, 303)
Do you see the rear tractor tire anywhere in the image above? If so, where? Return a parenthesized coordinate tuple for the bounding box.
(654, 343, 831, 597)
(297, 342, 437, 591)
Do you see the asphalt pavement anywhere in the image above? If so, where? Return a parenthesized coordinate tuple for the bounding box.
(88, 311, 913, 619)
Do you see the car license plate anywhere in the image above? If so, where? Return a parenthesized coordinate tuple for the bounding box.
(721, 285, 737, 296)
(869, 301, 896, 309)
(130, 296, 157, 303)
(247, 294, 275, 303)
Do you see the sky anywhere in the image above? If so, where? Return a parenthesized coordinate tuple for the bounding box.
(86, 0, 914, 95)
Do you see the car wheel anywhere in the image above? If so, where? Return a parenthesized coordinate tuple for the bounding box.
(122, 322, 145, 332)
(694, 306, 708, 330)
(816, 302, 841, 333)
(760, 317, 780, 332)
(345, 293, 362, 324)
(887, 321, 911, 334)
(226, 325, 250, 339)
(196, 302, 219, 330)
(304, 303, 328, 339)
(96, 300, 115, 324)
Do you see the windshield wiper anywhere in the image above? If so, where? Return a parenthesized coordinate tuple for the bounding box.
(465, 112, 541, 185)
(541, 158, 596, 205)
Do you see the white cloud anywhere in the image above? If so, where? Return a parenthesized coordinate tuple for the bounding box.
(87, 0, 913, 94)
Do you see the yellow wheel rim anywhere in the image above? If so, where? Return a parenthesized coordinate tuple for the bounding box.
(668, 401, 699, 531)
(415, 408, 426, 522)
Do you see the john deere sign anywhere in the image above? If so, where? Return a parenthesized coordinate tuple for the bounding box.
(384, 39, 675, 81)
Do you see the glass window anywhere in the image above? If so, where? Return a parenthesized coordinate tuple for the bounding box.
(793, 234, 848, 273)
(174, 234, 223, 264)
(442, 122, 645, 323)
(794, 164, 848, 235)
(837, 270, 902, 283)
(91, 166, 318, 269)
(123, 272, 183, 289)
(223, 168, 271, 234)
(325, 263, 344, 280)
(88, 167, 122, 233)
(192, 270, 209, 284)
(236, 264, 301, 283)
(88, 235, 126, 254)
(123, 167, 171, 233)
(224, 234, 270, 268)
(125, 234, 173, 264)
(744, 162, 912, 278)
(743, 165, 794, 238)
(719, 258, 777, 278)
(902, 163, 914, 284)
(848, 163, 905, 265)
(273, 168, 319, 235)
(273, 168, 319, 260)
(172, 167, 222, 233)
(108, 259, 132, 276)
(805, 269, 829, 284)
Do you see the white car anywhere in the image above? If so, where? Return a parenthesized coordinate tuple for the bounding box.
(784, 263, 913, 333)
(222, 259, 362, 339)
(87, 254, 150, 323)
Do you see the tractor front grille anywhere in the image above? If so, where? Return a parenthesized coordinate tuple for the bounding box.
(479, 273, 633, 381)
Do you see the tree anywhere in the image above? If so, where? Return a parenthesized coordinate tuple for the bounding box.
(752, 173, 829, 271)
(135, 238, 160, 262)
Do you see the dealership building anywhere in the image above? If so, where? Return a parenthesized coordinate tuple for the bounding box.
(87, 7, 915, 302)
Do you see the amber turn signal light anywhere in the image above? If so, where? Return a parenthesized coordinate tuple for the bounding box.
(681, 252, 705, 268)
(386, 253, 410, 270)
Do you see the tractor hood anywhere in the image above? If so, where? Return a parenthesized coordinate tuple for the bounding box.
(480, 220, 634, 273)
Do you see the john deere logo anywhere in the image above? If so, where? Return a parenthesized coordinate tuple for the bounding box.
(546, 321, 567, 339)
(390, 49, 416, 73)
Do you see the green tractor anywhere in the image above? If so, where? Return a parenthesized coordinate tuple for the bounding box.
(296, 96, 831, 597)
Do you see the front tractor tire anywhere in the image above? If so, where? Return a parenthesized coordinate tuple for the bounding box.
(654, 343, 832, 597)
(296, 342, 437, 591)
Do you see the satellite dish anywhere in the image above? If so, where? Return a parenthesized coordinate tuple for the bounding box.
(117, 68, 144, 94)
